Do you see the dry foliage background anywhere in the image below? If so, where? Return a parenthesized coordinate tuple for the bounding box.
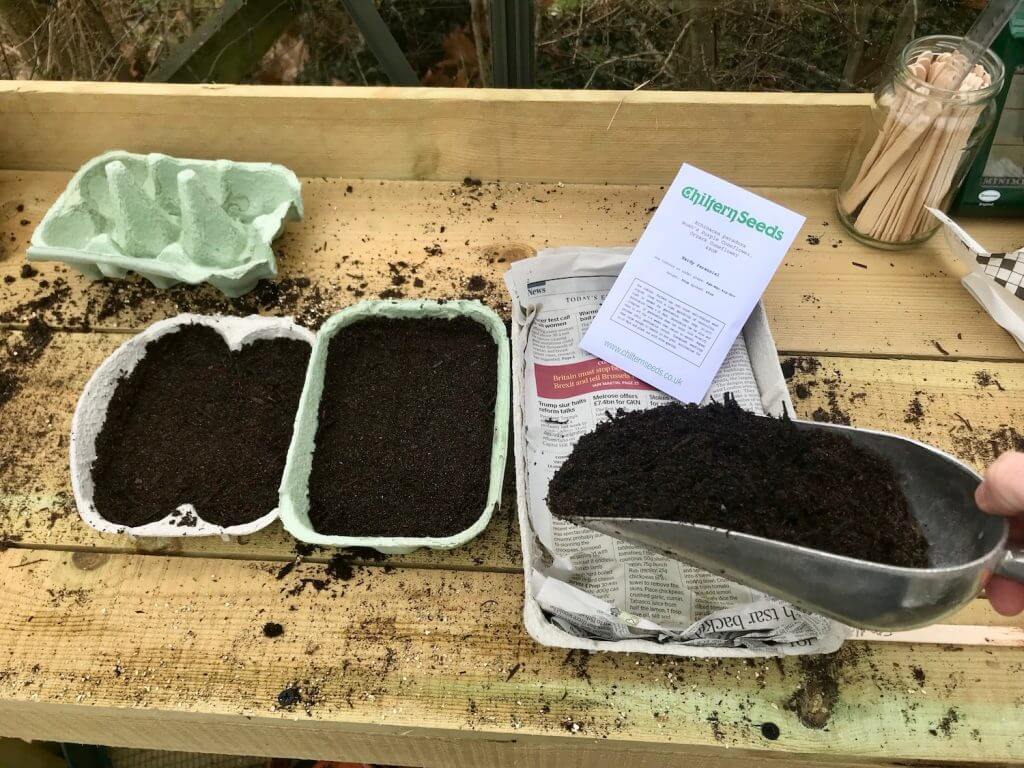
(0, 0, 983, 90)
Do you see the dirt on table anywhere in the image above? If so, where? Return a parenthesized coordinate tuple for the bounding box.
(89, 275, 336, 329)
(547, 398, 929, 568)
(91, 324, 310, 528)
(308, 316, 497, 538)
(974, 370, 1005, 391)
(784, 649, 854, 729)
(0, 317, 54, 410)
(904, 393, 927, 425)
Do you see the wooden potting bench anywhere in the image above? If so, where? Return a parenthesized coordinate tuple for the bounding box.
(1, 83, 1023, 768)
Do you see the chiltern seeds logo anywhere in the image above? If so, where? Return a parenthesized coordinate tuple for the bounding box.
(682, 185, 785, 241)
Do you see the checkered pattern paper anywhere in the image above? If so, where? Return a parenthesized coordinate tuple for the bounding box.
(929, 206, 1024, 353)
(977, 251, 1024, 300)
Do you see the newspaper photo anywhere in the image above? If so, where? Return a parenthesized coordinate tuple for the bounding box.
(505, 247, 849, 657)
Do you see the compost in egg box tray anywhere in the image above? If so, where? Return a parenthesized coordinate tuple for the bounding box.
(89, 316, 499, 538)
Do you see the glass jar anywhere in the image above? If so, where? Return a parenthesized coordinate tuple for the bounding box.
(837, 35, 1005, 249)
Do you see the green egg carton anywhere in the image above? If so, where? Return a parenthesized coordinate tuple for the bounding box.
(28, 150, 303, 298)
(278, 299, 511, 554)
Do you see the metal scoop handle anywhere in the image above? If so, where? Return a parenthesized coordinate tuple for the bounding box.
(998, 548, 1024, 581)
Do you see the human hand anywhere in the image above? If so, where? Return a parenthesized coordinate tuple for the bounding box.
(975, 451, 1024, 616)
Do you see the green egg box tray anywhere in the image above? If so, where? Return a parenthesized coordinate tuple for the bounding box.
(28, 150, 303, 298)
(278, 299, 511, 554)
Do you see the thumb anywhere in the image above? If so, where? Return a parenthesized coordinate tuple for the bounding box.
(975, 452, 1024, 517)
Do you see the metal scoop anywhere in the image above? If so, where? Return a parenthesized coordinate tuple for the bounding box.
(567, 421, 1024, 631)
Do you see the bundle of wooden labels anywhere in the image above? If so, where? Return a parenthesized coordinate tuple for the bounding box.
(839, 50, 994, 243)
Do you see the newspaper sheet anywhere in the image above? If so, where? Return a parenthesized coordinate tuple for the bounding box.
(506, 247, 849, 656)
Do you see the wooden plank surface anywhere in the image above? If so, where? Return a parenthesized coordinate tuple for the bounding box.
(2, 172, 1023, 360)
(3, 324, 1022, 562)
(2, 548, 1023, 767)
(0, 83, 869, 187)
(2, 84, 1024, 766)
(3, 327, 1020, 647)
(783, 355, 1024, 468)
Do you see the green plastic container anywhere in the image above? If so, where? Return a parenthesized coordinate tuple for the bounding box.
(952, 7, 1024, 217)
(28, 150, 302, 297)
(278, 299, 510, 554)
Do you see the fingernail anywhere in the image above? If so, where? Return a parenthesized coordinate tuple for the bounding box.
(975, 482, 992, 511)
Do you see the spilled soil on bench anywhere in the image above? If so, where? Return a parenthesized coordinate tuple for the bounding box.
(547, 398, 928, 567)
(0, 317, 54, 411)
(92, 324, 310, 528)
(308, 316, 497, 538)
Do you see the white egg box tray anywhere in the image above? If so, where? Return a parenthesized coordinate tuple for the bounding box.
(70, 314, 315, 538)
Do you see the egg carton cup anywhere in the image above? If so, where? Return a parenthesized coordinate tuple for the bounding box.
(71, 313, 316, 539)
(28, 151, 303, 298)
(279, 300, 511, 554)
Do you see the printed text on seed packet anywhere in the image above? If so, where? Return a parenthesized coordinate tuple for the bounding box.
(581, 163, 804, 402)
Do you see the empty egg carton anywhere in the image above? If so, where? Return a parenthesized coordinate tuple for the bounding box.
(28, 151, 303, 298)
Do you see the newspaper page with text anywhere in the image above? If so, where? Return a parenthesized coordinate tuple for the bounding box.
(506, 247, 848, 655)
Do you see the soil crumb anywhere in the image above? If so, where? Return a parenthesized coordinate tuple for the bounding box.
(325, 552, 355, 581)
(904, 393, 926, 425)
(707, 711, 725, 741)
(276, 685, 301, 708)
(465, 275, 489, 292)
(275, 680, 321, 713)
(930, 707, 960, 737)
(548, 399, 928, 567)
(912, 666, 926, 686)
(91, 325, 310, 527)
(308, 316, 497, 537)
(0, 276, 72, 325)
(561, 718, 582, 733)
(262, 622, 284, 638)
(974, 370, 1004, 391)
(780, 356, 820, 381)
(810, 370, 852, 425)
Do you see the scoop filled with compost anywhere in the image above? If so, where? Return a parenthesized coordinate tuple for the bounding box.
(548, 399, 1024, 630)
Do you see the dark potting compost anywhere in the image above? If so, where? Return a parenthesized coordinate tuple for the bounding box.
(548, 399, 929, 568)
(308, 316, 497, 537)
(91, 324, 310, 528)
